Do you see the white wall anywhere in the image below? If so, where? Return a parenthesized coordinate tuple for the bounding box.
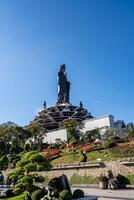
(43, 129, 67, 144)
(83, 115, 114, 132)
(43, 115, 115, 144)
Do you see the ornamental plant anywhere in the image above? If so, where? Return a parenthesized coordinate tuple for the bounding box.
(8, 151, 52, 194)
(73, 189, 84, 199)
(31, 189, 47, 200)
(99, 174, 108, 182)
(79, 144, 93, 152)
(42, 148, 61, 160)
(59, 189, 72, 200)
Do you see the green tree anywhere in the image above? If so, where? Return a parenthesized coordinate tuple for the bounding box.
(25, 122, 44, 151)
(63, 119, 82, 144)
(124, 126, 134, 139)
(104, 127, 115, 139)
(0, 124, 30, 156)
(8, 151, 52, 194)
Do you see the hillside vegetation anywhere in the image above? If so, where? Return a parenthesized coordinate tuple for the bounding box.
(51, 142, 134, 165)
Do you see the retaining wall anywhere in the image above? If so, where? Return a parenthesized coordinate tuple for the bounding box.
(39, 160, 134, 180)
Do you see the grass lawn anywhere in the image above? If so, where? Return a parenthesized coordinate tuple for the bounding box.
(70, 174, 99, 185)
(70, 174, 134, 185)
(51, 152, 81, 165)
(51, 149, 117, 165)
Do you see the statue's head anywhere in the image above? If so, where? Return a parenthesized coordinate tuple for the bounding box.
(60, 64, 65, 74)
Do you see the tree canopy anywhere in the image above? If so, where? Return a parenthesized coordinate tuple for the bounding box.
(63, 119, 82, 144)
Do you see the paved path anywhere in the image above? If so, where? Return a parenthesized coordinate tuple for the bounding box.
(1, 185, 134, 200)
(72, 187, 134, 200)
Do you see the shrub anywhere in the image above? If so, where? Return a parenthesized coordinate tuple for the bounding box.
(13, 183, 25, 195)
(18, 175, 24, 179)
(116, 174, 130, 185)
(11, 151, 52, 193)
(36, 164, 45, 171)
(24, 151, 38, 160)
(16, 151, 52, 172)
(59, 190, 72, 200)
(20, 175, 33, 187)
(31, 189, 46, 200)
(102, 140, 116, 149)
(36, 162, 52, 171)
(29, 154, 45, 163)
(29, 185, 41, 193)
(23, 192, 31, 200)
(24, 163, 37, 172)
(16, 159, 29, 168)
(126, 174, 134, 185)
(73, 189, 84, 199)
(8, 168, 24, 181)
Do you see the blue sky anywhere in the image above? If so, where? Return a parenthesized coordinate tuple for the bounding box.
(0, 0, 134, 126)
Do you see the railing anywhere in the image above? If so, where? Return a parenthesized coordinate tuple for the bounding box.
(120, 157, 134, 166)
(0, 184, 13, 189)
(52, 161, 103, 170)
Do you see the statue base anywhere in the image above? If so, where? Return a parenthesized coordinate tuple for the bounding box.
(34, 103, 93, 131)
(56, 102, 71, 107)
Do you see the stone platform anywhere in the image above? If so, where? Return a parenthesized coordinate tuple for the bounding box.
(34, 103, 93, 130)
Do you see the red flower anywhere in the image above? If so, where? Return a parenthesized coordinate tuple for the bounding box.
(79, 144, 93, 152)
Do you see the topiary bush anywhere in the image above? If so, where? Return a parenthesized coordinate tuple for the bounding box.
(116, 174, 130, 186)
(24, 163, 37, 172)
(16, 159, 29, 168)
(73, 189, 84, 199)
(29, 154, 45, 163)
(59, 189, 72, 200)
(24, 151, 38, 160)
(20, 175, 33, 187)
(31, 189, 47, 200)
(13, 183, 25, 195)
(10, 151, 52, 194)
